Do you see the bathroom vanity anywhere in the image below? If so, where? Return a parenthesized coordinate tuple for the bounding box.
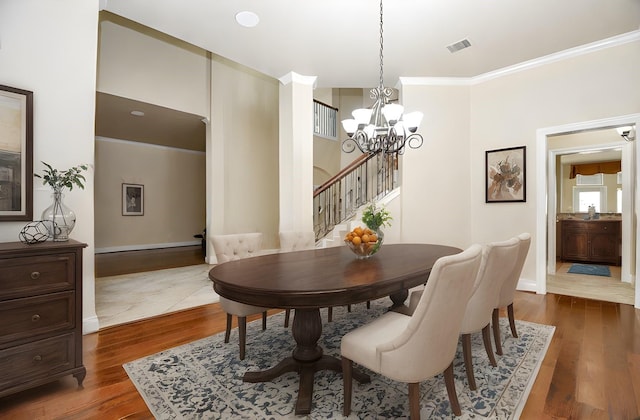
(561, 219, 621, 265)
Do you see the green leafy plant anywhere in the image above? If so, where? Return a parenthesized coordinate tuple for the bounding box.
(361, 202, 392, 231)
(34, 161, 88, 193)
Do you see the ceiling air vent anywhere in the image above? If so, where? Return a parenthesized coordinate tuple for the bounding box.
(447, 38, 471, 53)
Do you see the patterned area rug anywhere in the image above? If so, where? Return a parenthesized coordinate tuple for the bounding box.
(567, 263, 611, 277)
(124, 299, 554, 419)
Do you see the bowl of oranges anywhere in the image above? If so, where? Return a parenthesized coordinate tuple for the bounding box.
(344, 226, 383, 259)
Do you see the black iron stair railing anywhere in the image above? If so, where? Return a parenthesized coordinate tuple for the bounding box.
(313, 152, 399, 241)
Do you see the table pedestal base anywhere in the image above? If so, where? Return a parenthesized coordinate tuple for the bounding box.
(242, 308, 370, 415)
(243, 354, 370, 415)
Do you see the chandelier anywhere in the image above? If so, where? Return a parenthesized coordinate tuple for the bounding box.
(341, 0, 423, 155)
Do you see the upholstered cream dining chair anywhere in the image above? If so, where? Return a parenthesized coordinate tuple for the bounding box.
(341, 244, 483, 419)
(407, 237, 520, 390)
(279, 231, 316, 327)
(211, 232, 269, 360)
(492, 232, 531, 355)
(457, 236, 520, 390)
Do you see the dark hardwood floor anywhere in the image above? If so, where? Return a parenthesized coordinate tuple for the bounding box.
(1, 247, 639, 419)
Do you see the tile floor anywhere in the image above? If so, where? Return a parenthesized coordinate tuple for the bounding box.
(95, 264, 218, 328)
(547, 262, 634, 305)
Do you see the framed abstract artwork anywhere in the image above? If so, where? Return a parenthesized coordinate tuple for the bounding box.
(485, 146, 526, 203)
(122, 183, 144, 216)
(0, 85, 33, 221)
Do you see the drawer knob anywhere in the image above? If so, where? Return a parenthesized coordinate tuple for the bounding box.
(30, 271, 41, 280)
(32, 314, 41, 322)
(33, 355, 42, 362)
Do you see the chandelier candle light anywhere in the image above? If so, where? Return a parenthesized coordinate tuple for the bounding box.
(341, 0, 424, 155)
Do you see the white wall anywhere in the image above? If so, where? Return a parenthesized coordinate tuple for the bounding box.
(0, 0, 100, 332)
(94, 138, 206, 251)
(399, 83, 473, 249)
(98, 13, 209, 116)
(208, 57, 280, 258)
(469, 41, 640, 289)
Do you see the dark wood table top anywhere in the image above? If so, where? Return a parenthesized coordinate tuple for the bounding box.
(210, 243, 461, 309)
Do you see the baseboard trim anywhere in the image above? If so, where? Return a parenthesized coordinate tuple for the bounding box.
(83, 315, 100, 335)
(95, 241, 201, 254)
(517, 278, 538, 293)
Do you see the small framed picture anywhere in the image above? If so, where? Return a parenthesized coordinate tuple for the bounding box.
(485, 146, 526, 203)
(122, 183, 144, 216)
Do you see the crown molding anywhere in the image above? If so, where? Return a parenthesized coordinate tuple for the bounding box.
(400, 30, 640, 87)
(279, 72, 318, 88)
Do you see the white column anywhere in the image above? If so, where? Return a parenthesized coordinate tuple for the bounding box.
(278, 72, 317, 233)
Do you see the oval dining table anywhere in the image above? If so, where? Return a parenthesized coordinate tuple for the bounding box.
(209, 243, 461, 415)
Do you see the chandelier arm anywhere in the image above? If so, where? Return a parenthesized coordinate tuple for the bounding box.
(406, 133, 424, 150)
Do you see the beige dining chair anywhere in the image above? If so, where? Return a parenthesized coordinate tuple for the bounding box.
(457, 236, 520, 390)
(211, 232, 269, 360)
(492, 232, 531, 355)
(279, 231, 316, 327)
(341, 244, 483, 418)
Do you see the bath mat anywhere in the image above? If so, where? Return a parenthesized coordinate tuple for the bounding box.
(567, 263, 611, 277)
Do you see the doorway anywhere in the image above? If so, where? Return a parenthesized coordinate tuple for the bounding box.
(535, 114, 640, 309)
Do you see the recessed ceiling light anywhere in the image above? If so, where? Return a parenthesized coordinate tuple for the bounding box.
(235, 11, 259, 28)
(130, 110, 145, 117)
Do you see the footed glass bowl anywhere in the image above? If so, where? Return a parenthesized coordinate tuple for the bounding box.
(344, 227, 384, 259)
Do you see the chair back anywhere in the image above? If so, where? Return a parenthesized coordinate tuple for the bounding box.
(460, 236, 521, 334)
(497, 233, 531, 307)
(377, 244, 483, 380)
(211, 232, 263, 263)
(279, 231, 316, 252)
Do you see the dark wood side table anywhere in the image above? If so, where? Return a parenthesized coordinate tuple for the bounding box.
(210, 243, 460, 415)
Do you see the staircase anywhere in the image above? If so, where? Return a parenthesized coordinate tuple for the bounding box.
(317, 188, 400, 248)
(313, 152, 400, 244)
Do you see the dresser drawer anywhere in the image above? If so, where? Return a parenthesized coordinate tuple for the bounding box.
(0, 333, 75, 392)
(587, 221, 620, 233)
(0, 291, 74, 346)
(0, 253, 75, 300)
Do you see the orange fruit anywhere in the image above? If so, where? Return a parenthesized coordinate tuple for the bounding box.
(353, 227, 363, 237)
(352, 236, 362, 246)
(369, 234, 378, 242)
(361, 234, 370, 243)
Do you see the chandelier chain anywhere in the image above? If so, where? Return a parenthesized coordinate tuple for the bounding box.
(379, 0, 384, 89)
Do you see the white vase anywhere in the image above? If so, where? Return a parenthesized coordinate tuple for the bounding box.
(41, 191, 76, 241)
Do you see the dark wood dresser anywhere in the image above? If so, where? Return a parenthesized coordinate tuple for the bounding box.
(561, 219, 621, 265)
(0, 239, 86, 398)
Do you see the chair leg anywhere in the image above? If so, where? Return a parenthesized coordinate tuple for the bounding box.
(408, 382, 421, 419)
(366, 300, 371, 309)
(444, 362, 462, 416)
(507, 303, 518, 338)
(238, 316, 247, 360)
(492, 308, 503, 356)
(347, 304, 352, 312)
(482, 324, 497, 367)
(224, 313, 232, 343)
(284, 309, 291, 328)
(462, 334, 476, 390)
(327, 307, 333, 322)
(261, 311, 267, 330)
(342, 357, 353, 416)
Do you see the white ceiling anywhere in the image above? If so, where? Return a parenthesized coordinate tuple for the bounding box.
(102, 0, 640, 88)
(96, 0, 640, 149)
